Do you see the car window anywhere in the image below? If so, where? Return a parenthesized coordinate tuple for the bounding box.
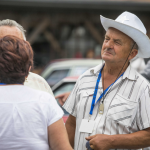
(54, 82, 75, 98)
(46, 69, 70, 86)
(54, 82, 76, 115)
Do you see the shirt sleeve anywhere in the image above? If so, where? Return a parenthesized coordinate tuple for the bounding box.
(43, 95, 64, 126)
(63, 78, 80, 117)
(136, 85, 150, 130)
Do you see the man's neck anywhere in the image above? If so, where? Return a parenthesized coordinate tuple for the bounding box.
(103, 61, 129, 77)
(101, 61, 129, 91)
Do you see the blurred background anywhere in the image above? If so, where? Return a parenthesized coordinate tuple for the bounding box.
(1, 0, 150, 121)
(1, 0, 150, 72)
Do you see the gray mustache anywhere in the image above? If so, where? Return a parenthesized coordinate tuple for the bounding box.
(103, 48, 115, 54)
(104, 48, 113, 52)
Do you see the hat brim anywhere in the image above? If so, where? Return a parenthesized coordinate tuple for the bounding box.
(100, 15, 150, 58)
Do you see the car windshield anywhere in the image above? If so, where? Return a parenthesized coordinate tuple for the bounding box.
(54, 82, 76, 115)
(46, 69, 70, 86)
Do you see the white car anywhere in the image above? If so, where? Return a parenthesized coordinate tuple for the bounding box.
(52, 76, 78, 97)
(41, 59, 103, 86)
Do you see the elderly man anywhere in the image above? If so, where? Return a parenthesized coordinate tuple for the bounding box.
(0, 19, 54, 96)
(63, 11, 150, 150)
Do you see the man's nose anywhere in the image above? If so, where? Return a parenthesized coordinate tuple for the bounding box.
(105, 40, 114, 49)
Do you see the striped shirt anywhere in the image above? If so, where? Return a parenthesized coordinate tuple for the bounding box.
(63, 63, 150, 150)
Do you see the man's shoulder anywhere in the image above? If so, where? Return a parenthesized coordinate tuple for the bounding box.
(79, 64, 102, 79)
(76, 64, 102, 86)
(130, 66, 150, 88)
(25, 72, 54, 96)
(136, 71, 149, 85)
(28, 72, 47, 82)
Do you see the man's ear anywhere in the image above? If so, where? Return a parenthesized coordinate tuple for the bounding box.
(128, 49, 138, 61)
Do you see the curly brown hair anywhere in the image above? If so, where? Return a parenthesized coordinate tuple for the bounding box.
(0, 35, 33, 84)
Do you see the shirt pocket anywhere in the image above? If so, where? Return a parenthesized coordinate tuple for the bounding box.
(76, 89, 94, 118)
(79, 89, 94, 97)
(107, 93, 137, 127)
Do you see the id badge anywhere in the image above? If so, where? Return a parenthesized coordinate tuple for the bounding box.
(79, 119, 95, 133)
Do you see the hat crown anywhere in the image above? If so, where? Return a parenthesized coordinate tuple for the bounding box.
(116, 11, 146, 34)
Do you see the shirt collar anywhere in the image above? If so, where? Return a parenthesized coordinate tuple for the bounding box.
(90, 63, 104, 76)
(90, 63, 136, 81)
(122, 64, 137, 81)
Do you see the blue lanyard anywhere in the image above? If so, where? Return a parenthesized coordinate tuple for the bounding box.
(0, 83, 23, 85)
(0, 83, 6, 85)
(89, 68, 124, 115)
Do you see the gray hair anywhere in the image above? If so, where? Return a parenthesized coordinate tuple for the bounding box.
(0, 19, 26, 40)
(131, 41, 138, 50)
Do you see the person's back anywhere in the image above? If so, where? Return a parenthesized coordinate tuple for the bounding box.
(0, 85, 61, 150)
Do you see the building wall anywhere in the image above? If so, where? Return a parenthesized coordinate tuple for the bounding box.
(0, 3, 150, 70)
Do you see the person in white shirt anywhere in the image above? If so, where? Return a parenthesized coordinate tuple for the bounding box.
(63, 11, 150, 150)
(0, 35, 72, 150)
(0, 19, 54, 96)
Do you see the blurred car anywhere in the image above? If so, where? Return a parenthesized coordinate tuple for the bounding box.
(52, 76, 79, 122)
(41, 59, 103, 87)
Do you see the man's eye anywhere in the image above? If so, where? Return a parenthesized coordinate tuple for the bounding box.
(105, 38, 109, 41)
(116, 42, 121, 45)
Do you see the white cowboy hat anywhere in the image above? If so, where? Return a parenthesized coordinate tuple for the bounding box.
(100, 11, 150, 58)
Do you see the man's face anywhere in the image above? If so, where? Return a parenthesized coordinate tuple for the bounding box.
(101, 27, 137, 64)
(0, 26, 24, 40)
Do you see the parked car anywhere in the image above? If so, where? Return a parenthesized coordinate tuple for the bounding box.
(52, 76, 79, 122)
(52, 76, 78, 96)
(41, 59, 103, 87)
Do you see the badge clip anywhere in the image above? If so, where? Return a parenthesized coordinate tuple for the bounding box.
(88, 115, 91, 122)
(99, 103, 104, 114)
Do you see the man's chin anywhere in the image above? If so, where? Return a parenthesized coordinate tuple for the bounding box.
(102, 56, 113, 62)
